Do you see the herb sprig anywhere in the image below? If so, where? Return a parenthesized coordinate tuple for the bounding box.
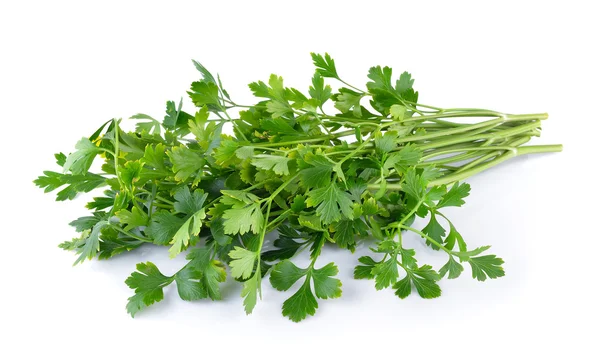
(35, 53, 561, 322)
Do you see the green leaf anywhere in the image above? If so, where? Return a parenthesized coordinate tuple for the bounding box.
(395, 71, 415, 93)
(422, 212, 446, 249)
(191, 59, 217, 84)
(362, 197, 379, 215)
(251, 155, 291, 175)
(269, 260, 307, 291)
(130, 113, 161, 135)
(220, 190, 260, 205)
(214, 137, 240, 167)
(260, 118, 299, 135)
(168, 146, 206, 182)
(240, 273, 260, 314)
(116, 207, 148, 231)
(74, 221, 107, 265)
(392, 276, 412, 299)
(439, 256, 464, 279)
(63, 138, 103, 175)
(410, 265, 442, 298)
(291, 195, 306, 213)
(390, 104, 406, 120)
(393, 265, 441, 299)
(311, 52, 339, 79)
(168, 208, 205, 258)
(437, 182, 471, 208)
(146, 211, 187, 245)
(367, 66, 394, 93)
(402, 167, 426, 200)
(142, 143, 167, 173)
(55, 152, 67, 166)
(306, 182, 354, 224)
(209, 218, 232, 246)
(468, 255, 505, 281)
(282, 281, 318, 322)
(399, 247, 418, 269)
(426, 185, 446, 202)
(444, 224, 467, 251)
(311, 263, 342, 299)
(332, 219, 355, 249)
(228, 246, 258, 280)
(222, 203, 264, 235)
(119, 161, 142, 192)
(174, 266, 206, 301)
(262, 227, 306, 262)
(354, 256, 377, 279)
(235, 146, 255, 160)
(309, 72, 332, 106)
(188, 81, 221, 108)
(174, 187, 208, 215)
(299, 153, 333, 188)
(384, 144, 422, 172)
(189, 106, 223, 153)
(163, 99, 193, 129)
(372, 257, 399, 290)
(69, 216, 101, 232)
(186, 247, 227, 300)
(374, 131, 398, 153)
(248, 80, 271, 98)
(333, 88, 363, 117)
(125, 262, 173, 317)
(266, 100, 292, 118)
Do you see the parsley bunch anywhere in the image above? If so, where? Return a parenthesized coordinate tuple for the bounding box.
(35, 53, 561, 322)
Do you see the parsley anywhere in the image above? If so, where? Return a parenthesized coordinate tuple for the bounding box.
(36, 53, 562, 322)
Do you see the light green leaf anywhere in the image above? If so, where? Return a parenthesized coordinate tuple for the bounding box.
(115, 207, 148, 231)
(168, 146, 205, 182)
(241, 274, 260, 314)
(74, 221, 107, 265)
(228, 246, 258, 280)
(63, 138, 103, 175)
(222, 203, 264, 235)
(252, 155, 291, 175)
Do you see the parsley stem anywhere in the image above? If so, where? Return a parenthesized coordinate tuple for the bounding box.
(266, 209, 291, 232)
(258, 130, 355, 147)
(421, 146, 520, 161)
(108, 225, 153, 243)
(267, 173, 299, 201)
(397, 198, 425, 228)
(417, 120, 542, 150)
(399, 225, 451, 254)
(138, 189, 174, 205)
(336, 77, 365, 94)
(427, 144, 563, 186)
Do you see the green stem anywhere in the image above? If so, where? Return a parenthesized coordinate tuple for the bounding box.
(257, 130, 354, 147)
(397, 198, 425, 228)
(418, 120, 542, 150)
(399, 225, 451, 254)
(109, 224, 153, 243)
(427, 144, 563, 186)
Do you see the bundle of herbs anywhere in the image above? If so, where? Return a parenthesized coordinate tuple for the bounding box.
(35, 53, 561, 322)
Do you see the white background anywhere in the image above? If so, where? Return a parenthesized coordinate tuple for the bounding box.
(1, 1, 598, 358)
